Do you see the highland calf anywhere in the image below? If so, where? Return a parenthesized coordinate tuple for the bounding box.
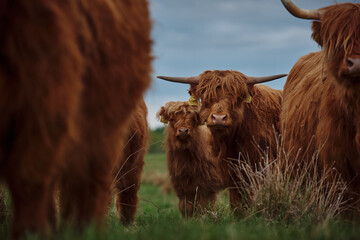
(280, 0, 360, 207)
(0, 0, 151, 238)
(158, 70, 285, 213)
(157, 101, 223, 217)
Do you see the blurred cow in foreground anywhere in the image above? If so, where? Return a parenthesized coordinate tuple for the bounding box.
(0, 0, 152, 238)
(157, 101, 223, 217)
(113, 99, 149, 225)
(280, 0, 360, 208)
(158, 70, 285, 213)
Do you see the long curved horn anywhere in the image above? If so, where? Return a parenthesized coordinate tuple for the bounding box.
(157, 76, 200, 84)
(246, 74, 287, 85)
(281, 0, 321, 20)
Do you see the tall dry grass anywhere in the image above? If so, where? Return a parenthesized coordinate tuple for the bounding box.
(229, 134, 349, 224)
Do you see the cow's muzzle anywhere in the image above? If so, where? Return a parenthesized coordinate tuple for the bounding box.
(211, 114, 228, 125)
(176, 128, 190, 140)
(346, 57, 360, 76)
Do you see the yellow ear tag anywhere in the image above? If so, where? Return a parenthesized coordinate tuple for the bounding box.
(188, 95, 198, 106)
(243, 94, 252, 103)
(160, 116, 168, 124)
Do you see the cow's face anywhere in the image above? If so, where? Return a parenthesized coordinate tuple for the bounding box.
(200, 97, 246, 138)
(192, 70, 250, 138)
(157, 102, 201, 148)
(311, 4, 360, 86)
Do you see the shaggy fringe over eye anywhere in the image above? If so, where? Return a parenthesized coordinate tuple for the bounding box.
(156, 101, 199, 120)
(193, 70, 249, 104)
(319, 3, 360, 62)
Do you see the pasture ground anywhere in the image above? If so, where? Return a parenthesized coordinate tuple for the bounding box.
(0, 153, 360, 239)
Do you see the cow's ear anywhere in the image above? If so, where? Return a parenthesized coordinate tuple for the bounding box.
(192, 111, 203, 125)
(189, 84, 198, 98)
(197, 112, 205, 125)
(311, 21, 323, 46)
(247, 85, 255, 97)
(156, 106, 169, 123)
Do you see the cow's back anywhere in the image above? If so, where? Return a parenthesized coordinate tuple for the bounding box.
(252, 84, 282, 131)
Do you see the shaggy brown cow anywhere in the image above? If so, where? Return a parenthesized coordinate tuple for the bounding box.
(157, 101, 223, 217)
(158, 70, 285, 213)
(113, 99, 149, 225)
(280, 0, 360, 206)
(0, 0, 151, 238)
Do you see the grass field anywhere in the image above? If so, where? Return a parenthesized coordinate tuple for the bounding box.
(1, 152, 360, 239)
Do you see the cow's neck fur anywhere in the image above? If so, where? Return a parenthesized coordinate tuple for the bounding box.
(210, 85, 282, 185)
(215, 86, 280, 160)
(318, 63, 360, 178)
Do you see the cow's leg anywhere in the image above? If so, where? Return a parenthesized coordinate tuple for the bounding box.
(115, 161, 144, 225)
(61, 162, 112, 228)
(47, 180, 57, 232)
(229, 188, 242, 216)
(193, 192, 218, 216)
(7, 175, 53, 239)
(59, 179, 72, 224)
(0, 186, 7, 223)
(78, 177, 112, 224)
(5, 132, 61, 239)
(179, 197, 195, 217)
(59, 143, 112, 229)
(206, 192, 217, 212)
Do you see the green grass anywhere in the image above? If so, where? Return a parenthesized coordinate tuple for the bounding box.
(148, 127, 165, 154)
(137, 183, 177, 215)
(1, 152, 360, 239)
(143, 152, 167, 175)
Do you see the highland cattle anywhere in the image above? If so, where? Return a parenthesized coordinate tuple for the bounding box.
(280, 0, 360, 207)
(158, 70, 285, 213)
(157, 101, 223, 217)
(0, 0, 152, 238)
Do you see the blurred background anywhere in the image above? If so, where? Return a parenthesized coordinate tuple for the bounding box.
(145, 0, 354, 129)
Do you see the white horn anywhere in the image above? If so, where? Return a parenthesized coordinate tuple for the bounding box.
(157, 76, 200, 84)
(281, 0, 321, 20)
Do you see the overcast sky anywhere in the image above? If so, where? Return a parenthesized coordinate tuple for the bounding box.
(145, 0, 356, 129)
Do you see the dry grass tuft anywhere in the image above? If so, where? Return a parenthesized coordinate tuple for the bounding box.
(229, 134, 349, 224)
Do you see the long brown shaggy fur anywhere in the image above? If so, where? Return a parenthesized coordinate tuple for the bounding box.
(191, 70, 282, 213)
(281, 3, 360, 209)
(311, 3, 360, 86)
(113, 99, 149, 225)
(157, 101, 223, 217)
(0, 0, 151, 238)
